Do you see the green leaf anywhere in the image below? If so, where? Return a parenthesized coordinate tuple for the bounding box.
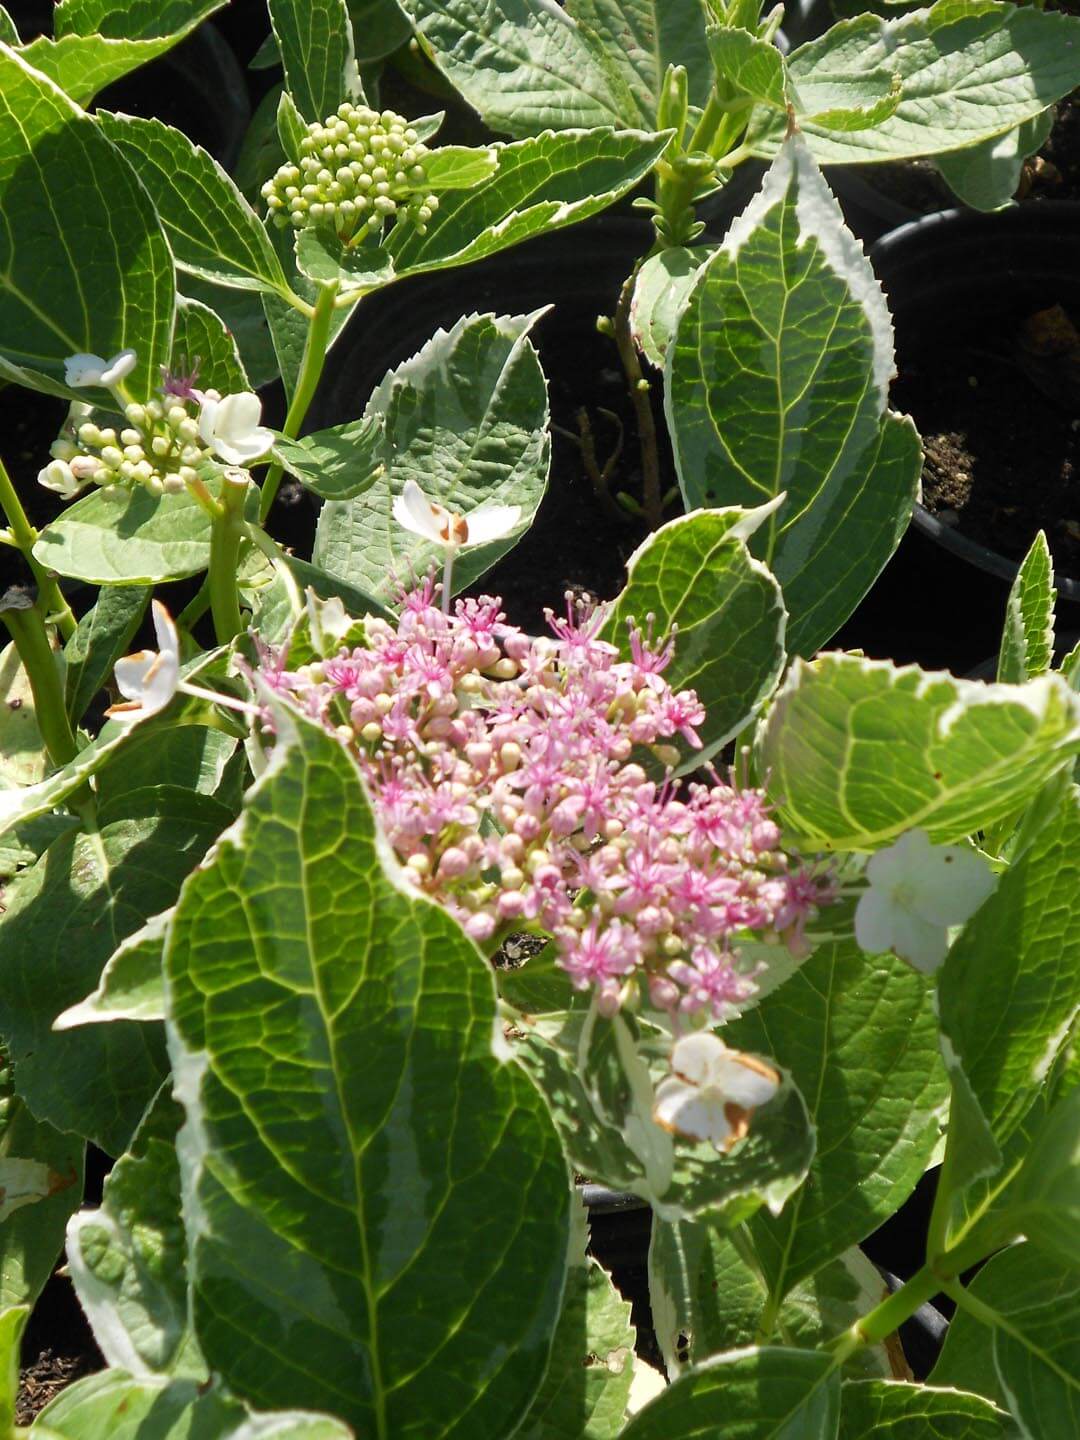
(0, 815, 78, 883)
(399, 0, 641, 133)
(517, 1010, 814, 1222)
(838, 1380, 1019, 1438)
(599, 506, 787, 766)
(563, 0, 715, 123)
(34, 484, 216, 585)
(165, 704, 572, 1434)
(630, 245, 711, 370)
(0, 787, 229, 1153)
(0, 643, 47, 787)
(932, 1245, 1080, 1440)
(32, 1372, 355, 1440)
(724, 941, 947, 1307)
(708, 25, 788, 109)
(0, 8, 16, 44)
(938, 785, 1080, 1156)
(314, 310, 549, 601)
(268, 0, 358, 122)
(0, 1305, 25, 1434)
(67, 1086, 203, 1378)
(180, 278, 279, 390)
(96, 726, 239, 805)
(276, 89, 306, 165)
(18, 2, 224, 107)
(666, 137, 920, 656)
(650, 1223, 894, 1380)
(755, 653, 1080, 850)
(387, 127, 671, 280)
(936, 111, 1054, 212)
(620, 1346, 841, 1439)
(998, 530, 1055, 685)
(749, 0, 1080, 164)
(273, 416, 385, 500)
(54, 908, 170, 1027)
(0, 726, 132, 842)
(517, 1205, 635, 1440)
(350, 0, 412, 62)
(64, 586, 150, 725)
(242, 552, 391, 645)
(293, 228, 395, 292)
(0, 1089, 83, 1310)
(1003, 1084, 1080, 1269)
(171, 296, 249, 396)
(96, 112, 292, 298)
(0, 45, 174, 402)
(424, 143, 499, 188)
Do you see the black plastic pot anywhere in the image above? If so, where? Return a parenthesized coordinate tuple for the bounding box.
(869, 203, 1080, 605)
(582, 1182, 949, 1381)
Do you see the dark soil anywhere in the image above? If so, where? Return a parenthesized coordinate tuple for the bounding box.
(892, 301, 1080, 580)
(16, 1269, 103, 1426)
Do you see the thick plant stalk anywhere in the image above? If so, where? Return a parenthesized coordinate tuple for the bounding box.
(259, 279, 339, 522)
(613, 272, 665, 531)
(0, 454, 76, 640)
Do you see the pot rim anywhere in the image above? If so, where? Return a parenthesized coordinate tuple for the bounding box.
(870, 202, 1080, 602)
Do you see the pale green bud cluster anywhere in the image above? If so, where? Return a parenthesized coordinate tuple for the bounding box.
(49, 393, 214, 499)
(261, 102, 439, 241)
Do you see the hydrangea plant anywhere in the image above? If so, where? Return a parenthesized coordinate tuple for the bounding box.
(0, 2, 1078, 1438)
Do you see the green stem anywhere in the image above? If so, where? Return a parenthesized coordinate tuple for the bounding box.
(0, 605, 78, 767)
(259, 279, 339, 523)
(829, 1264, 940, 1364)
(208, 480, 248, 645)
(0, 454, 76, 640)
(177, 575, 212, 633)
(613, 271, 664, 531)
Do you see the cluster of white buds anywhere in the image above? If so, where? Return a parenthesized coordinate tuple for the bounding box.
(261, 102, 439, 241)
(39, 351, 274, 502)
(44, 393, 212, 499)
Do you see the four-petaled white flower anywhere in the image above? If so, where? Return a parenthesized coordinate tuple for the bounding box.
(64, 349, 137, 389)
(854, 828, 996, 973)
(392, 479, 520, 550)
(106, 601, 259, 726)
(653, 1032, 780, 1152)
(37, 459, 84, 499)
(198, 391, 274, 467)
(105, 600, 181, 723)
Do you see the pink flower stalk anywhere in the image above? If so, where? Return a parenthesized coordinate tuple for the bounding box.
(257, 586, 833, 1019)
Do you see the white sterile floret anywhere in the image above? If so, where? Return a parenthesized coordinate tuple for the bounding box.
(653, 1031, 780, 1152)
(392, 478, 520, 549)
(854, 828, 996, 973)
(106, 600, 180, 723)
(198, 391, 274, 466)
(37, 459, 84, 498)
(64, 349, 137, 389)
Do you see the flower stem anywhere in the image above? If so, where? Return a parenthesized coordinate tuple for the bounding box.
(613, 272, 664, 531)
(259, 279, 339, 523)
(0, 604, 78, 767)
(828, 1264, 940, 1364)
(209, 479, 248, 645)
(0, 454, 76, 640)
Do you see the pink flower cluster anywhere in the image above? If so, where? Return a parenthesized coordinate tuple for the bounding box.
(260, 582, 833, 1018)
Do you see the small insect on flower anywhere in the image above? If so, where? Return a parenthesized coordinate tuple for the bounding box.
(653, 1031, 780, 1152)
(392, 479, 520, 549)
(854, 828, 996, 973)
(64, 349, 137, 390)
(392, 479, 521, 610)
